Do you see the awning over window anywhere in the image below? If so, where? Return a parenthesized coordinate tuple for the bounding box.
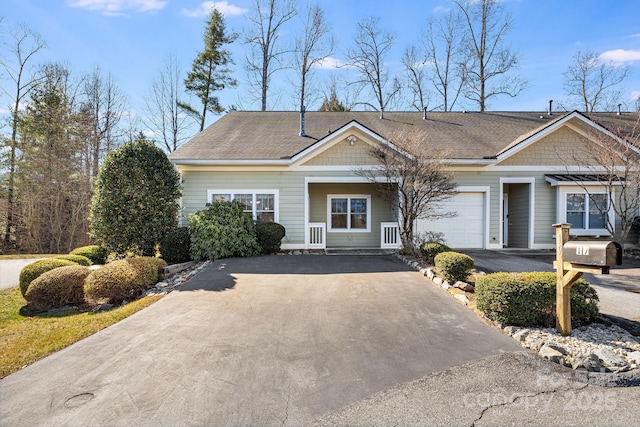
(545, 174, 623, 186)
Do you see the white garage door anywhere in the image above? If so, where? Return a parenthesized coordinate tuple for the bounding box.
(417, 192, 485, 248)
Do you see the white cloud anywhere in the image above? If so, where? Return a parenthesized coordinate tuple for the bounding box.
(432, 5, 450, 13)
(599, 49, 640, 64)
(67, 0, 167, 15)
(630, 91, 640, 101)
(181, 1, 248, 18)
(313, 56, 344, 69)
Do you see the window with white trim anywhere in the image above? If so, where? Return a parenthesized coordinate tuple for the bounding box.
(558, 187, 612, 235)
(328, 195, 371, 232)
(207, 190, 278, 223)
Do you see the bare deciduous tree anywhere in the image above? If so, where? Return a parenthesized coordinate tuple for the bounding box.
(453, 0, 527, 111)
(0, 23, 46, 247)
(345, 16, 401, 116)
(402, 44, 431, 112)
(423, 12, 469, 112)
(565, 114, 640, 245)
(145, 55, 196, 152)
(244, 0, 297, 111)
(562, 49, 630, 112)
(81, 66, 126, 178)
(358, 127, 458, 252)
(294, 2, 333, 110)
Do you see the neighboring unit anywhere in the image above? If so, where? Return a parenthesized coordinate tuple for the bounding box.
(169, 110, 640, 250)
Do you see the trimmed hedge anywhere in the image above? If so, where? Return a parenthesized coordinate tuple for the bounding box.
(19, 259, 77, 297)
(54, 254, 92, 266)
(420, 242, 451, 264)
(434, 251, 474, 283)
(70, 245, 107, 265)
(256, 222, 286, 254)
(84, 257, 167, 304)
(159, 227, 192, 263)
(475, 272, 599, 327)
(24, 265, 92, 311)
(189, 201, 261, 260)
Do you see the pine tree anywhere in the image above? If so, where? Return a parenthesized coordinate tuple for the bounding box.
(181, 8, 237, 131)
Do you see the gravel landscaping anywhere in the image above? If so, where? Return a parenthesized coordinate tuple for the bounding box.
(397, 253, 640, 378)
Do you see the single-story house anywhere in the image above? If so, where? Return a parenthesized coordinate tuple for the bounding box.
(169, 110, 640, 250)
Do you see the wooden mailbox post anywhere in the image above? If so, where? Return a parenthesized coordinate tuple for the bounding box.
(553, 223, 622, 336)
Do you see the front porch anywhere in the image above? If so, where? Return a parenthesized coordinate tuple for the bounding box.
(304, 179, 401, 250)
(307, 221, 401, 250)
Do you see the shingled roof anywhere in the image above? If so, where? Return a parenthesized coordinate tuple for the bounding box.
(169, 110, 640, 162)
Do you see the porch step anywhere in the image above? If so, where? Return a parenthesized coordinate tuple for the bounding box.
(325, 248, 397, 256)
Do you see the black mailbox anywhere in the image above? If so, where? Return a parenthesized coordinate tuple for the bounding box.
(562, 241, 622, 267)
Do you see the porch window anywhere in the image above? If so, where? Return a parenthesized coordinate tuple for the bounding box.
(561, 190, 610, 233)
(207, 190, 278, 223)
(328, 195, 370, 232)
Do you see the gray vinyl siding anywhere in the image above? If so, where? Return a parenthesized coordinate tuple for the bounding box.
(452, 171, 557, 247)
(179, 169, 396, 248)
(178, 167, 605, 249)
(179, 170, 306, 246)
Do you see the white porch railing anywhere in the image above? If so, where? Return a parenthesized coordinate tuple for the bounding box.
(381, 222, 401, 249)
(308, 222, 326, 249)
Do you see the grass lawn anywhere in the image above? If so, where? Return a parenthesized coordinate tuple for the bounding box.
(0, 286, 162, 378)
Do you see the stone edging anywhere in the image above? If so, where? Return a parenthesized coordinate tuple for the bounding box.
(395, 253, 640, 387)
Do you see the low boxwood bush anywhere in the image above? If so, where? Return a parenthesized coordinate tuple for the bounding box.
(475, 272, 599, 327)
(256, 222, 286, 254)
(19, 259, 77, 297)
(70, 245, 107, 265)
(24, 265, 92, 311)
(159, 227, 192, 263)
(434, 251, 474, 283)
(189, 201, 261, 260)
(420, 242, 451, 264)
(84, 257, 167, 304)
(54, 254, 92, 266)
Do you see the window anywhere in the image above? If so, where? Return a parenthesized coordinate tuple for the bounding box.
(561, 189, 610, 233)
(207, 190, 278, 223)
(328, 195, 370, 232)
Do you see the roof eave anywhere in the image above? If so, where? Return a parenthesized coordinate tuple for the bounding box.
(171, 159, 291, 166)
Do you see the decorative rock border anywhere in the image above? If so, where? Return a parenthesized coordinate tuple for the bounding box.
(396, 253, 640, 386)
(146, 261, 211, 296)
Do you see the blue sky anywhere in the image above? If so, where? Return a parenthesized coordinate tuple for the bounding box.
(3, 0, 640, 131)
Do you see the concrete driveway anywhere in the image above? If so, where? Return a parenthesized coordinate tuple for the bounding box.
(461, 249, 640, 322)
(0, 258, 44, 290)
(0, 255, 521, 427)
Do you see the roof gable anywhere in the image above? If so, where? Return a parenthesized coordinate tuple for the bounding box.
(291, 120, 405, 166)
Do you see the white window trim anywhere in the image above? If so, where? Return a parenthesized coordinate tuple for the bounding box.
(327, 194, 371, 232)
(557, 186, 613, 236)
(206, 189, 279, 222)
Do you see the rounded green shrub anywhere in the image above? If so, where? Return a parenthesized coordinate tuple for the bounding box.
(19, 259, 77, 297)
(475, 272, 599, 327)
(434, 251, 474, 283)
(420, 242, 451, 264)
(70, 245, 107, 265)
(89, 138, 181, 257)
(159, 227, 192, 263)
(189, 200, 261, 260)
(24, 265, 92, 311)
(256, 222, 286, 254)
(54, 254, 92, 266)
(84, 257, 167, 304)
